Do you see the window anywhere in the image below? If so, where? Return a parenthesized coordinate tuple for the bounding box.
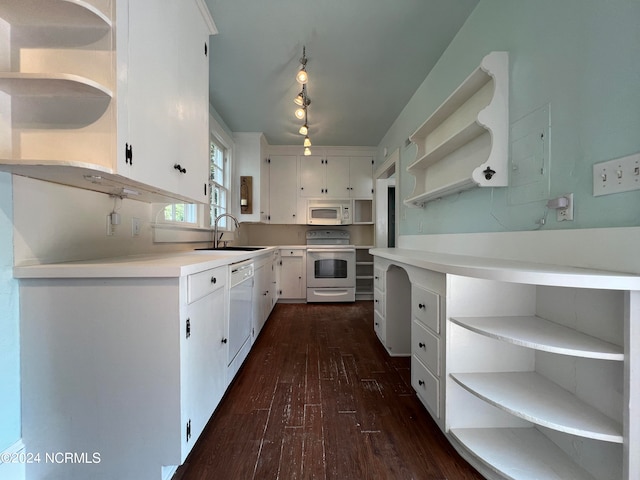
(210, 138, 229, 228)
(162, 203, 197, 223)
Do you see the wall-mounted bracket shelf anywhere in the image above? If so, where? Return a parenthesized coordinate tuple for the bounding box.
(404, 51, 509, 207)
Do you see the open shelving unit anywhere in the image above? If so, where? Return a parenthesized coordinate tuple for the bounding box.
(355, 247, 374, 300)
(405, 51, 509, 207)
(447, 279, 626, 480)
(0, 0, 115, 171)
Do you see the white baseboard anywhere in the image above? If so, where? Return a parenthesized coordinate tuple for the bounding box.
(398, 226, 640, 274)
(0, 439, 26, 480)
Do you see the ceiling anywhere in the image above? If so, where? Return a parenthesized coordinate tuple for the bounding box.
(204, 0, 479, 147)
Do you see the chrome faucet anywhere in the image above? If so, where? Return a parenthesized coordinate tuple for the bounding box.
(213, 213, 240, 249)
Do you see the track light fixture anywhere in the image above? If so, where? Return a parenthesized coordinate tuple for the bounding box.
(294, 46, 312, 155)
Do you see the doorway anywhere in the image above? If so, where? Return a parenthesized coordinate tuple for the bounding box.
(375, 148, 399, 248)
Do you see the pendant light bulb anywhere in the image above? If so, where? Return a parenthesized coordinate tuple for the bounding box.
(294, 92, 304, 106)
(299, 124, 308, 135)
(294, 107, 306, 120)
(304, 147, 311, 156)
(296, 68, 308, 85)
(303, 136, 311, 147)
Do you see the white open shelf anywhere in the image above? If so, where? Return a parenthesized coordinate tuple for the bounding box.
(0, 0, 111, 27)
(0, 73, 113, 98)
(405, 51, 509, 207)
(451, 372, 623, 443)
(450, 427, 598, 480)
(450, 316, 624, 360)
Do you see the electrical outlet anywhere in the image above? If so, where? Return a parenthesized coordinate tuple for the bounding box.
(593, 152, 640, 196)
(131, 218, 141, 236)
(557, 193, 574, 221)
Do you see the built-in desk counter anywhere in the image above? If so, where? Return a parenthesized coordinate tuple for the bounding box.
(370, 247, 639, 480)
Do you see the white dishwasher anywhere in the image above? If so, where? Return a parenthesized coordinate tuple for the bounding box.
(227, 259, 254, 383)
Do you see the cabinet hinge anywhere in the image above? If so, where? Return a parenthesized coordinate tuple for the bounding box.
(125, 143, 133, 165)
(186, 318, 191, 339)
(204, 42, 208, 56)
(266, 157, 271, 164)
(204, 183, 207, 196)
(186, 419, 192, 442)
(371, 159, 374, 165)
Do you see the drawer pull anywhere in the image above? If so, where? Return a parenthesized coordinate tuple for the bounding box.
(374, 276, 379, 279)
(418, 379, 425, 387)
(211, 276, 217, 284)
(418, 342, 426, 349)
(418, 303, 426, 309)
(375, 322, 379, 326)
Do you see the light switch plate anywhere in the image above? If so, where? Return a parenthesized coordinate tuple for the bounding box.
(593, 152, 640, 196)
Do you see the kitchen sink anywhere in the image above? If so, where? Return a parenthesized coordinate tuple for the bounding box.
(195, 246, 266, 251)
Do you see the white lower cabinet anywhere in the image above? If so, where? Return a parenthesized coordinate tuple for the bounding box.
(371, 248, 639, 480)
(19, 265, 228, 480)
(278, 248, 306, 300)
(252, 251, 278, 341)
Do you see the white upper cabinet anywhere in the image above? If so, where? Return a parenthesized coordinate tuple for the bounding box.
(0, 0, 215, 203)
(267, 155, 299, 224)
(348, 156, 375, 198)
(299, 155, 373, 199)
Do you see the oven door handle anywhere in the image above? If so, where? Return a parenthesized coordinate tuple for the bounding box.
(307, 248, 355, 254)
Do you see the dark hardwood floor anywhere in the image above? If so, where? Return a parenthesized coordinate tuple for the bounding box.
(173, 301, 484, 480)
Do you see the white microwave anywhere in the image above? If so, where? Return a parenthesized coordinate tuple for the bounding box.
(307, 200, 352, 225)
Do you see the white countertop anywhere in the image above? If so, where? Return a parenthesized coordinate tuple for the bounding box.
(370, 248, 640, 290)
(14, 247, 278, 279)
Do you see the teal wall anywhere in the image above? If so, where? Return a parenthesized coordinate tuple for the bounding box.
(378, 0, 640, 235)
(0, 172, 20, 450)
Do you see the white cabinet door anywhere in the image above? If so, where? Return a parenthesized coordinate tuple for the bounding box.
(299, 155, 326, 197)
(120, 0, 209, 202)
(279, 253, 305, 299)
(171, 0, 210, 202)
(268, 155, 298, 224)
(325, 156, 350, 198)
(349, 156, 374, 198)
(182, 267, 228, 458)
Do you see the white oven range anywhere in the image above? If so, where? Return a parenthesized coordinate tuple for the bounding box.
(306, 229, 356, 302)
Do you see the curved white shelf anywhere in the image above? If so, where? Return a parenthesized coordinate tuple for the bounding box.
(451, 316, 624, 360)
(450, 427, 599, 480)
(0, 73, 113, 98)
(0, 0, 111, 28)
(451, 372, 623, 443)
(408, 120, 485, 172)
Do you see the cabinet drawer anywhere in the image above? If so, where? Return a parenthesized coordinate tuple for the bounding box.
(412, 285, 440, 333)
(413, 321, 440, 376)
(374, 311, 386, 343)
(411, 356, 440, 418)
(280, 249, 305, 257)
(373, 288, 384, 315)
(188, 266, 227, 304)
(373, 267, 385, 292)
